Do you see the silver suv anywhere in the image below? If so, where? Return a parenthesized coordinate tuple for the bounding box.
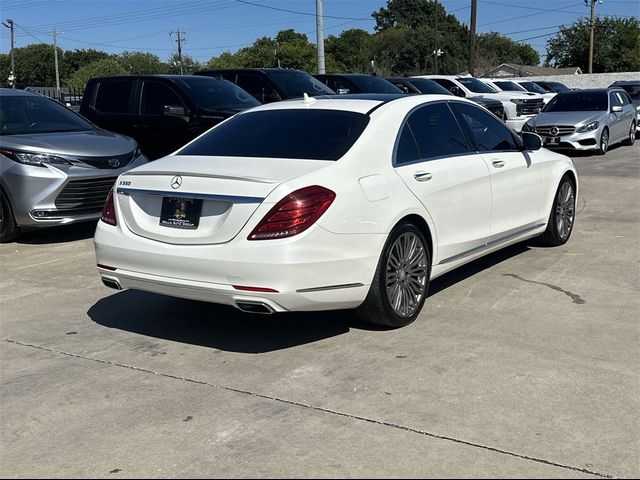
(0, 88, 147, 242)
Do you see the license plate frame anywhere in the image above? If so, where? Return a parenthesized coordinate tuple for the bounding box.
(159, 197, 202, 230)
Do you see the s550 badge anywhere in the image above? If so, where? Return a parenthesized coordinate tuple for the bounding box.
(119, 180, 131, 186)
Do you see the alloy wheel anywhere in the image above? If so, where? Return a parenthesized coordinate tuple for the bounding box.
(555, 181, 575, 241)
(385, 232, 428, 317)
(600, 129, 609, 154)
(630, 123, 636, 145)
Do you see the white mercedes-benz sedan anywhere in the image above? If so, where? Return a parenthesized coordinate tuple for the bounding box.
(95, 93, 577, 328)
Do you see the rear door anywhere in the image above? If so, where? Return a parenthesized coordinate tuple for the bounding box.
(450, 101, 546, 242)
(392, 102, 492, 264)
(137, 79, 192, 159)
(88, 78, 137, 138)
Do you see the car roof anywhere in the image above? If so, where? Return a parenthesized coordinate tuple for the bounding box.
(0, 88, 40, 97)
(610, 80, 640, 86)
(89, 74, 225, 82)
(239, 93, 464, 116)
(318, 73, 375, 78)
(197, 68, 304, 74)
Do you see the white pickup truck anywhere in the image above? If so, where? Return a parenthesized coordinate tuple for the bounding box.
(482, 78, 556, 105)
(416, 75, 546, 132)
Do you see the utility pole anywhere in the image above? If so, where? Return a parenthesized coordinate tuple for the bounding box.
(316, 0, 325, 74)
(2, 19, 15, 88)
(52, 28, 61, 97)
(433, 0, 439, 74)
(586, 0, 601, 74)
(469, 0, 478, 76)
(170, 30, 185, 75)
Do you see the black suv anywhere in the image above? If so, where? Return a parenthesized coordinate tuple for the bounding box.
(314, 73, 402, 94)
(195, 68, 335, 103)
(79, 75, 259, 159)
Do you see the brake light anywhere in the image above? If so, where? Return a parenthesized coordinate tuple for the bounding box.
(248, 186, 336, 240)
(101, 188, 117, 226)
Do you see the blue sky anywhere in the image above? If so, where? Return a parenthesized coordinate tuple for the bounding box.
(1, 0, 637, 64)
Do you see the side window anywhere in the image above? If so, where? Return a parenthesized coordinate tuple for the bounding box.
(393, 82, 411, 94)
(94, 80, 133, 114)
(395, 124, 421, 165)
(406, 103, 469, 160)
(615, 91, 629, 105)
(609, 92, 622, 108)
(451, 102, 518, 152)
(140, 81, 184, 115)
(236, 74, 280, 103)
(433, 79, 464, 97)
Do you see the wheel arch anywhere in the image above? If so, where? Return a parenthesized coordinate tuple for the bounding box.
(395, 213, 434, 263)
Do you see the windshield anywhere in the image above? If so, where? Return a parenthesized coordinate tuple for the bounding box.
(0, 94, 94, 135)
(267, 71, 335, 98)
(543, 91, 608, 112)
(174, 77, 259, 111)
(617, 84, 640, 100)
(348, 76, 402, 94)
(457, 77, 497, 94)
(407, 78, 451, 95)
(494, 81, 527, 92)
(547, 82, 570, 92)
(179, 109, 369, 160)
(519, 81, 548, 94)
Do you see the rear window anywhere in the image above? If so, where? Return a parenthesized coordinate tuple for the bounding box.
(173, 77, 260, 111)
(267, 71, 334, 98)
(178, 109, 369, 160)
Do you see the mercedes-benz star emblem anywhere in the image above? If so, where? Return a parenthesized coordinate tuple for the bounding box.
(109, 158, 121, 168)
(171, 175, 182, 189)
(550, 126, 560, 136)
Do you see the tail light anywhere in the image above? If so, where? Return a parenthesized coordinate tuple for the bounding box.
(101, 188, 117, 226)
(248, 186, 335, 240)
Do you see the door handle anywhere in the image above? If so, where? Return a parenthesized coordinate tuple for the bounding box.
(492, 160, 505, 168)
(413, 172, 433, 182)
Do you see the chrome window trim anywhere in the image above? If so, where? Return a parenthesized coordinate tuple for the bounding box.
(116, 187, 263, 204)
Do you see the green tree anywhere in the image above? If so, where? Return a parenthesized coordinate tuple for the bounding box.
(207, 51, 241, 69)
(61, 49, 110, 81)
(545, 17, 640, 72)
(117, 51, 168, 74)
(166, 53, 203, 74)
(325, 29, 373, 73)
(476, 32, 540, 69)
(0, 43, 61, 87)
(67, 57, 126, 90)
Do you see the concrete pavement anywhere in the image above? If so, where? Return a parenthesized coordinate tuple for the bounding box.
(1, 142, 638, 478)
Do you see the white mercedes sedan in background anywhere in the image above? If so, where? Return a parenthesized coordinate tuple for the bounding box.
(95, 93, 577, 328)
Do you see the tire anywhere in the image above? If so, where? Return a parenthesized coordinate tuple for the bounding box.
(356, 222, 431, 328)
(0, 191, 19, 243)
(596, 127, 609, 155)
(537, 176, 576, 247)
(622, 121, 636, 146)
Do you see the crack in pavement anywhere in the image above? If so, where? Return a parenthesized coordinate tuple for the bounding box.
(503, 274, 586, 304)
(4, 338, 614, 479)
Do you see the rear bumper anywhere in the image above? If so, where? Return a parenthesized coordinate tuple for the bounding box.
(94, 221, 384, 312)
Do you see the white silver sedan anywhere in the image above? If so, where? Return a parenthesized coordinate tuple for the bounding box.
(95, 94, 577, 328)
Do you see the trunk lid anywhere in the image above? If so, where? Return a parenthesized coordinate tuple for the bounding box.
(115, 155, 332, 245)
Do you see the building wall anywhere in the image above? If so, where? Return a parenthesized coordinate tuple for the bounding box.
(525, 72, 640, 89)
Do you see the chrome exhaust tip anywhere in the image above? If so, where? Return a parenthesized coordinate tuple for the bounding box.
(101, 277, 122, 290)
(235, 301, 274, 315)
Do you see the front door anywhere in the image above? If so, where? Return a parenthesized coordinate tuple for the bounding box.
(450, 101, 545, 242)
(392, 102, 492, 264)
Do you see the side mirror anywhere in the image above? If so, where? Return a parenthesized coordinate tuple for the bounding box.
(611, 105, 623, 113)
(449, 86, 465, 97)
(164, 105, 187, 117)
(521, 131, 542, 151)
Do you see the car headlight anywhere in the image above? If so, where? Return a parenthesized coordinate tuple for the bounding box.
(576, 121, 599, 133)
(510, 98, 526, 104)
(0, 149, 71, 167)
